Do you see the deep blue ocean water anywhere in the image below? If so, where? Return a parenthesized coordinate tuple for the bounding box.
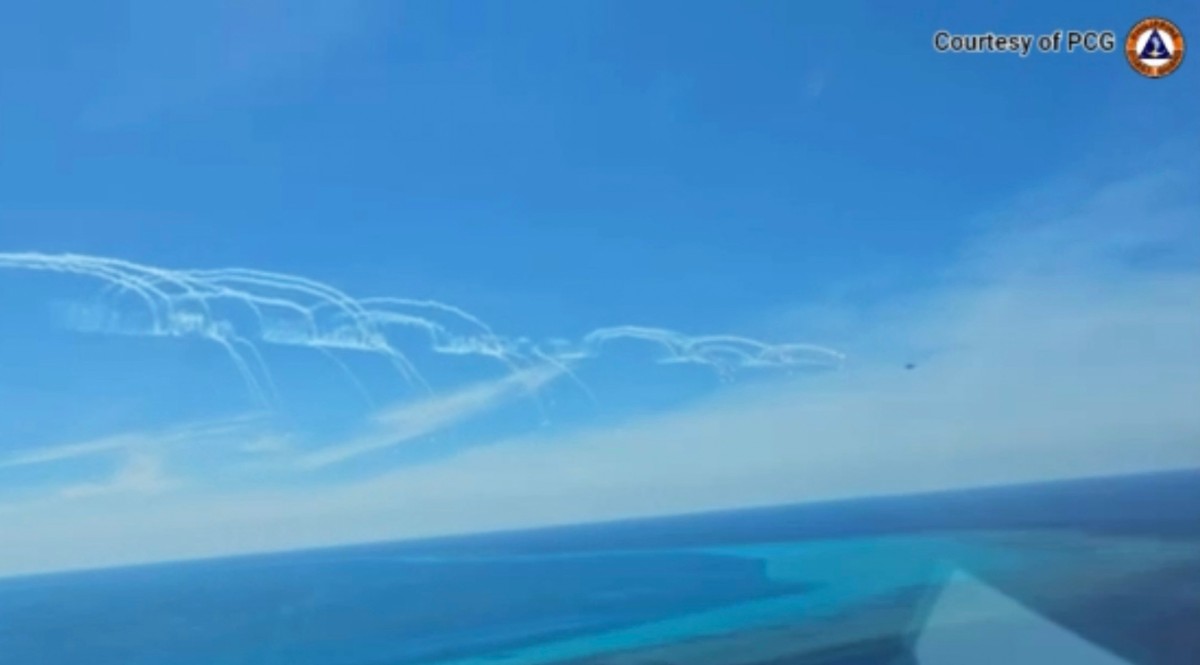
(2, 470, 1198, 665)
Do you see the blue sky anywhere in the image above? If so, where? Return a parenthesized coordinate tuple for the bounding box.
(0, 1, 1198, 575)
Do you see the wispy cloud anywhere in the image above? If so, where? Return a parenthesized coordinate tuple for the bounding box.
(0, 436, 132, 469)
(297, 364, 563, 469)
(0, 415, 262, 470)
(59, 453, 175, 499)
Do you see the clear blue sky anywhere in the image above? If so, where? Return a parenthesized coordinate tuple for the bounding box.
(0, 1, 1197, 574)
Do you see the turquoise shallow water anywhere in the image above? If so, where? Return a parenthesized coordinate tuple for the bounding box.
(428, 532, 1199, 665)
(2, 470, 1198, 665)
(428, 535, 971, 665)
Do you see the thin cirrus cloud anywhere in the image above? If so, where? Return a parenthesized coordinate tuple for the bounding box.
(57, 453, 175, 500)
(0, 415, 263, 471)
(0, 436, 131, 470)
(295, 364, 565, 470)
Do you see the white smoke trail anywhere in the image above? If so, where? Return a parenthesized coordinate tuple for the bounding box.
(0, 252, 844, 410)
(578, 326, 844, 373)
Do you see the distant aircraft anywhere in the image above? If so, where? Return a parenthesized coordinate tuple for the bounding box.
(905, 363, 916, 370)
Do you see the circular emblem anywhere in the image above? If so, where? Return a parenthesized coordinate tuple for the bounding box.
(1125, 18, 1185, 78)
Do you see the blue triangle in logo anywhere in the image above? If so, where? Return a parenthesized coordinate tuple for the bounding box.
(1139, 29, 1172, 60)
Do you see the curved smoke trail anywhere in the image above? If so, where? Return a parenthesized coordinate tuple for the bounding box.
(0, 252, 844, 408)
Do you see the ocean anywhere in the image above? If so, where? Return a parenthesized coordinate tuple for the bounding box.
(2, 469, 1198, 665)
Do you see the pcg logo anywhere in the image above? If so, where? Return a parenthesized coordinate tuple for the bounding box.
(1125, 17, 1185, 78)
